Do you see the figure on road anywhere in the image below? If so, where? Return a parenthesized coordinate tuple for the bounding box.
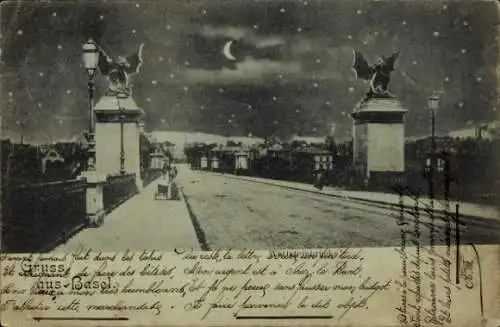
(162, 160, 171, 180)
(168, 165, 178, 184)
(314, 167, 327, 190)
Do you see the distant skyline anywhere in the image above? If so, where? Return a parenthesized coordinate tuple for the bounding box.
(1, 0, 499, 143)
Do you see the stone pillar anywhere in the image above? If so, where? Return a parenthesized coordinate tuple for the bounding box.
(211, 156, 219, 170)
(201, 156, 208, 170)
(93, 94, 145, 190)
(236, 152, 249, 170)
(78, 171, 106, 227)
(351, 96, 408, 178)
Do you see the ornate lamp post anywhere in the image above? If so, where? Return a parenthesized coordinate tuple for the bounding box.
(82, 38, 99, 170)
(428, 94, 440, 198)
(117, 98, 126, 175)
(429, 95, 440, 154)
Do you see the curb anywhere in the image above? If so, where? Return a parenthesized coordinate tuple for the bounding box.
(179, 187, 210, 251)
(222, 175, 488, 223)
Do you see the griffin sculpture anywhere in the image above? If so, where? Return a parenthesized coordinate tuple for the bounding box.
(353, 50, 399, 98)
(97, 43, 145, 96)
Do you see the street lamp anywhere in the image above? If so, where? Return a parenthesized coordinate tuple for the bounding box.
(82, 38, 99, 170)
(428, 94, 440, 198)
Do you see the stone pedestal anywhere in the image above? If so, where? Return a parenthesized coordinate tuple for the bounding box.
(351, 96, 408, 178)
(201, 156, 208, 170)
(150, 148, 164, 169)
(211, 157, 219, 170)
(236, 153, 249, 169)
(78, 171, 106, 227)
(235, 152, 249, 175)
(93, 94, 144, 190)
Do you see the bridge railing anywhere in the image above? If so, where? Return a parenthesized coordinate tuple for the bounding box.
(103, 173, 138, 213)
(141, 168, 162, 187)
(1, 179, 87, 253)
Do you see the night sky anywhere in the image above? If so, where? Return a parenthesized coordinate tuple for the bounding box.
(1, 0, 499, 143)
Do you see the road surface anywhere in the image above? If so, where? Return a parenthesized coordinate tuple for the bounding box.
(176, 166, 500, 249)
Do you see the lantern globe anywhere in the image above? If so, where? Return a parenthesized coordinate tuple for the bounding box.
(82, 38, 99, 77)
(428, 95, 440, 112)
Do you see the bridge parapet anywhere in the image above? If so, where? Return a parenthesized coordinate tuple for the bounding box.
(141, 168, 162, 188)
(1, 178, 87, 252)
(103, 173, 138, 214)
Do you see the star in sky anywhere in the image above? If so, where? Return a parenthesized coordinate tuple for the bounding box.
(1, 0, 497, 141)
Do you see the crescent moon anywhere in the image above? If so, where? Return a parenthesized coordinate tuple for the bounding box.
(223, 41, 237, 61)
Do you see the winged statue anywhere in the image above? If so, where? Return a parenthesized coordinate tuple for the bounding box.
(97, 43, 145, 96)
(352, 50, 399, 98)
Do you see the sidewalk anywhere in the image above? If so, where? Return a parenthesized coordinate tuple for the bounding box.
(53, 178, 201, 252)
(221, 174, 499, 221)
